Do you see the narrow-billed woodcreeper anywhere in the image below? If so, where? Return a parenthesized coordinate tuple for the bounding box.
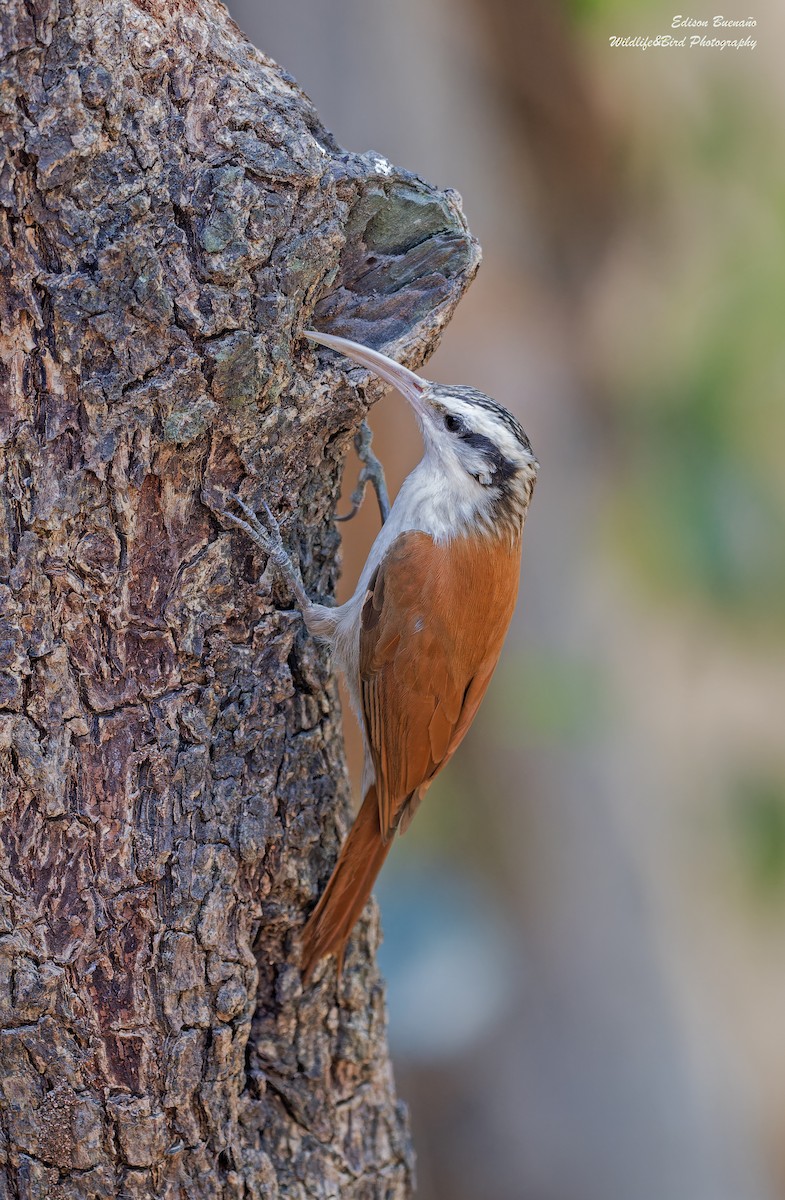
(219, 330, 538, 980)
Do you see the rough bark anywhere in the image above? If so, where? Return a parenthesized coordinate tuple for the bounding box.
(0, 2, 479, 1196)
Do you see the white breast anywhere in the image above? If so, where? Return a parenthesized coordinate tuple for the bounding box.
(320, 451, 483, 678)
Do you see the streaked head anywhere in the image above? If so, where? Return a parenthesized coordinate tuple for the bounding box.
(304, 330, 538, 524)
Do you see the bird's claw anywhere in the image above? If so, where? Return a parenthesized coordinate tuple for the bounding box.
(203, 488, 310, 611)
(336, 421, 390, 525)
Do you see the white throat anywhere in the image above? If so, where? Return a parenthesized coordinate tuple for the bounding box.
(350, 448, 489, 596)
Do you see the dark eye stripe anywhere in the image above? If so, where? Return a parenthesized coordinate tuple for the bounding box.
(461, 430, 518, 485)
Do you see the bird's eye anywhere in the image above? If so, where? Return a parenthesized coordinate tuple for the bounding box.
(444, 413, 463, 433)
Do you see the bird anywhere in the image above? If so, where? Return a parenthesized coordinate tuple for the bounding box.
(216, 329, 538, 981)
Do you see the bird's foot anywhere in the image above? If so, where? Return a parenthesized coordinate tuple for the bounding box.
(204, 490, 310, 611)
(336, 421, 390, 525)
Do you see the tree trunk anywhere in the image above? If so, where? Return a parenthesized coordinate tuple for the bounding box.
(0, 2, 478, 1196)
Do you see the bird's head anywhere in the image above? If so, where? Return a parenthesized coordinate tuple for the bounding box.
(304, 330, 538, 532)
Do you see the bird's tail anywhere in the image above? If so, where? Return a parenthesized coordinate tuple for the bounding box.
(300, 785, 391, 982)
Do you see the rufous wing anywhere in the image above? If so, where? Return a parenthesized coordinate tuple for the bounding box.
(360, 529, 522, 840)
(300, 527, 522, 979)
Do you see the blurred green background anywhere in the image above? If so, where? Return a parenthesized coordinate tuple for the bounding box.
(228, 0, 785, 1196)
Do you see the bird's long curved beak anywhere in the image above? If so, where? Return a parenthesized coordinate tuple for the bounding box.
(304, 329, 429, 414)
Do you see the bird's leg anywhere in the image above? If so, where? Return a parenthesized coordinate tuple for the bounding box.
(204, 491, 310, 612)
(336, 421, 390, 525)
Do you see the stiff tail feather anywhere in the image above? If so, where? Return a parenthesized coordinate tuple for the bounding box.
(300, 784, 391, 982)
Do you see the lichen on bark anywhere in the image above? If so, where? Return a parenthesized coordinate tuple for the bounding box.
(0, 0, 479, 1195)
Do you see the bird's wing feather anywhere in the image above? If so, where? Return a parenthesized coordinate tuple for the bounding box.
(359, 529, 521, 842)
